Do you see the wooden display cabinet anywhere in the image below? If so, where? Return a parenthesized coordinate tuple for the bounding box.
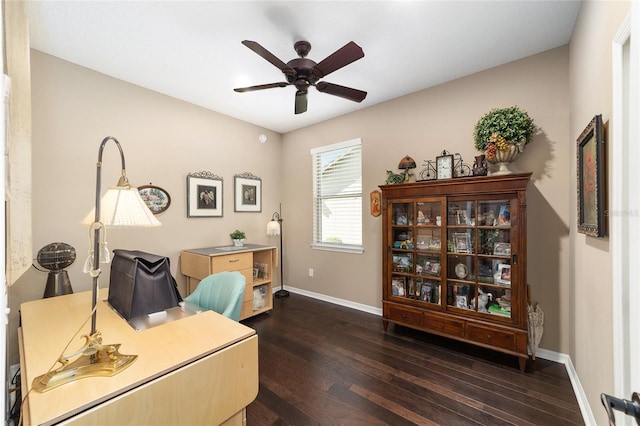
(380, 173, 531, 371)
(180, 244, 277, 320)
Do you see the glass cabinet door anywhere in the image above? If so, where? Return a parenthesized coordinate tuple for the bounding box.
(388, 200, 442, 307)
(390, 202, 414, 301)
(446, 199, 514, 319)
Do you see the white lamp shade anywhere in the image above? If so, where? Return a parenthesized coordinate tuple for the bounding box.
(266, 220, 280, 236)
(82, 186, 161, 227)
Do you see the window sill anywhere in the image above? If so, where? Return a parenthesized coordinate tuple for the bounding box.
(311, 243, 364, 254)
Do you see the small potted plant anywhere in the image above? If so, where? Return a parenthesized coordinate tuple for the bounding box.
(230, 229, 246, 247)
(473, 106, 536, 174)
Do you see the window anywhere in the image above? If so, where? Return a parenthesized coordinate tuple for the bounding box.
(311, 138, 363, 253)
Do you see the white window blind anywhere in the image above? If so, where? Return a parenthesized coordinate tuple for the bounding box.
(311, 138, 363, 253)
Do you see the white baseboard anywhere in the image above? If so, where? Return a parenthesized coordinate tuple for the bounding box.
(277, 285, 595, 425)
(534, 349, 596, 426)
(279, 285, 383, 316)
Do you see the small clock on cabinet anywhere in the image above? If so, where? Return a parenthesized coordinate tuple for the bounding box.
(436, 153, 454, 179)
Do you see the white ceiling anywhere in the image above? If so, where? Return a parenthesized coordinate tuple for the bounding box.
(26, 1, 581, 134)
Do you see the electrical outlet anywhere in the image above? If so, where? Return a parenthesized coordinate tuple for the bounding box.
(308, 268, 314, 277)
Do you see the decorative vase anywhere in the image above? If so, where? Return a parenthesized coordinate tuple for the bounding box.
(472, 154, 488, 176)
(485, 141, 525, 175)
(233, 238, 244, 247)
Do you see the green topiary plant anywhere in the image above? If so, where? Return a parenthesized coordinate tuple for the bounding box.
(473, 106, 536, 151)
(230, 229, 246, 240)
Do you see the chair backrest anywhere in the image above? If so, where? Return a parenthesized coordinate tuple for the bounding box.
(184, 271, 246, 321)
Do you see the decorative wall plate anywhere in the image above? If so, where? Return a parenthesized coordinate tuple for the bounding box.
(138, 184, 171, 215)
(455, 263, 468, 279)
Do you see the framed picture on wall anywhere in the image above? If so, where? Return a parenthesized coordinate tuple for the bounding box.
(186, 171, 223, 217)
(370, 190, 381, 217)
(234, 172, 262, 212)
(577, 114, 605, 237)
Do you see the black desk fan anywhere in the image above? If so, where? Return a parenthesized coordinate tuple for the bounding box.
(36, 242, 76, 298)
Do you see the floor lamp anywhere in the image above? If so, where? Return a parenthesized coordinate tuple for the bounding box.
(32, 136, 161, 392)
(267, 205, 289, 298)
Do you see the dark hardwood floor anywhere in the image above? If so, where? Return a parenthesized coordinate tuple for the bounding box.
(242, 293, 584, 426)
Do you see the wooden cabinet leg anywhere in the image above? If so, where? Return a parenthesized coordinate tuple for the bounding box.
(382, 319, 389, 332)
(518, 356, 527, 372)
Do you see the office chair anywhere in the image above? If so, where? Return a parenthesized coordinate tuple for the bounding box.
(184, 271, 246, 321)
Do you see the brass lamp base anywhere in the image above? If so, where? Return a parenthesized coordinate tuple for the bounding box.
(32, 332, 137, 393)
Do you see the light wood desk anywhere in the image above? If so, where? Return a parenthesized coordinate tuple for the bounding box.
(19, 289, 258, 425)
(180, 244, 277, 320)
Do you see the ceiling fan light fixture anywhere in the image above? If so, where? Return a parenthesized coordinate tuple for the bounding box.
(234, 39, 367, 114)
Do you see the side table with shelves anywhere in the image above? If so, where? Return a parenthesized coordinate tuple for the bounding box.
(381, 173, 531, 371)
(180, 244, 277, 320)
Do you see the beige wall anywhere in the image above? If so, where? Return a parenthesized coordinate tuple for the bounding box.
(282, 46, 572, 354)
(8, 50, 283, 365)
(569, 1, 631, 424)
(13, 47, 573, 367)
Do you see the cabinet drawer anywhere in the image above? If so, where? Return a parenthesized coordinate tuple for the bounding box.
(423, 315, 465, 337)
(385, 305, 422, 327)
(466, 324, 516, 351)
(211, 253, 252, 272)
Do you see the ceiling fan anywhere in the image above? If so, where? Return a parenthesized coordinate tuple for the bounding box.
(234, 40, 367, 114)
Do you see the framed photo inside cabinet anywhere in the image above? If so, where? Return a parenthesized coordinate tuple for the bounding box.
(456, 210, 468, 225)
(391, 277, 406, 297)
(495, 264, 511, 285)
(420, 284, 433, 302)
(577, 114, 605, 237)
(187, 171, 223, 217)
(392, 254, 412, 273)
(428, 236, 442, 250)
(493, 242, 511, 256)
(497, 205, 510, 226)
(395, 211, 408, 225)
(424, 261, 441, 276)
(453, 233, 471, 253)
(138, 184, 171, 215)
(234, 172, 262, 212)
(491, 259, 506, 282)
(455, 294, 469, 309)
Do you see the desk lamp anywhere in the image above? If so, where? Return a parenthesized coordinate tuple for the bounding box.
(267, 205, 288, 298)
(32, 136, 161, 392)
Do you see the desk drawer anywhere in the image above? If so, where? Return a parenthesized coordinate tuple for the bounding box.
(212, 253, 252, 272)
(423, 315, 465, 337)
(466, 324, 516, 351)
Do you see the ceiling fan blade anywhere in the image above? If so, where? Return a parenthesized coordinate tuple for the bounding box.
(234, 82, 289, 93)
(313, 41, 364, 78)
(295, 90, 308, 114)
(316, 81, 367, 103)
(241, 40, 295, 76)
